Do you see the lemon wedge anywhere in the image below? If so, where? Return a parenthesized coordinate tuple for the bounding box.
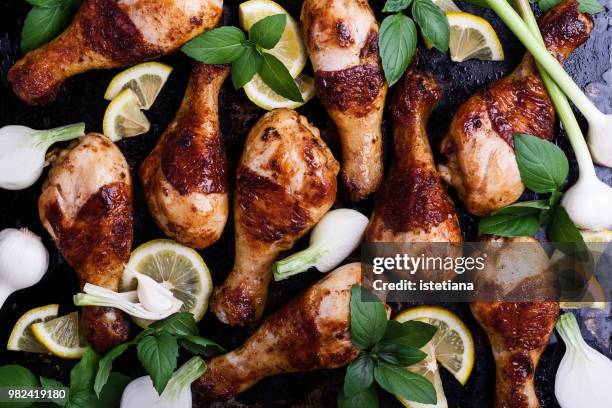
(398, 342, 448, 408)
(395, 306, 475, 385)
(104, 62, 172, 110)
(239, 0, 306, 77)
(31, 312, 86, 359)
(120, 239, 213, 328)
(446, 12, 504, 62)
(102, 88, 150, 141)
(7, 304, 59, 353)
(244, 73, 315, 110)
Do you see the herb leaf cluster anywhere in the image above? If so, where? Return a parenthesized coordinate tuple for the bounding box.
(479, 133, 584, 243)
(95, 312, 225, 395)
(21, 0, 80, 52)
(338, 285, 438, 408)
(182, 14, 303, 102)
(379, 0, 450, 86)
(0, 348, 130, 408)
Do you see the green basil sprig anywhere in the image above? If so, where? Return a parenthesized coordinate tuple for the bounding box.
(182, 14, 303, 102)
(20, 0, 80, 52)
(339, 285, 438, 408)
(0, 347, 130, 408)
(478, 133, 584, 243)
(94, 312, 225, 396)
(379, 0, 450, 86)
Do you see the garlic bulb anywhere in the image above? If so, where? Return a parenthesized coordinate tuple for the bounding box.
(273, 209, 369, 281)
(561, 175, 612, 231)
(0, 228, 49, 309)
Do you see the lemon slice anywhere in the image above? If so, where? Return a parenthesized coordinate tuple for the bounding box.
(239, 0, 306, 77)
(120, 239, 212, 328)
(30, 312, 86, 359)
(395, 306, 475, 385)
(398, 342, 448, 408)
(104, 62, 172, 110)
(102, 88, 150, 141)
(446, 12, 504, 62)
(7, 304, 59, 353)
(244, 73, 315, 110)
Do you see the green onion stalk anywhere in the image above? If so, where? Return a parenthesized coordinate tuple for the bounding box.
(495, 0, 612, 230)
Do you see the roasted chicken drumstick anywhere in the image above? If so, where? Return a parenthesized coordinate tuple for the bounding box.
(471, 237, 559, 408)
(39, 134, 133, 352)
(140, 63, 229, 249)
(8, 0, 223, 105)
(212, 108, 339, 326)
(438, 0, 593, 216)
(301, 0, 387, 201)
(195, 263, 361, 401)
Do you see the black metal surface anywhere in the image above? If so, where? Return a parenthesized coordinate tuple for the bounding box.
(1, 0, 611, 407)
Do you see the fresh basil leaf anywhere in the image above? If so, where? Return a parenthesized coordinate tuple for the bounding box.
(350, 285, 388, 350)
(537, 0, 561, 11)
(382, 320, 437, 348)
(412, 0, 449, 52)
(383, 0, 412, 12)
(548, 190, 563, 207)
(65, 347, 100, 408)
(39, 377, 66, 406)
(548, 206, 584, 243)
(137, 332, 179, 394)
(150, 312, 198, 337)
(181, 26, 247, 64)
(493, 200, 550, 216)
(514, 133, 569, 193)
(478, 213, 540, 237)
(178, 335, 226, 357)
(374, 362, 436, 404)
(231, 46, 263, 89)
(0, 365, 39, 408)
(343, 353, 374, 394)
(25, 0, 66, 7)
(94, 342, 131, 396)
(338, 384, 379, 408)
(379, 13, 417, 87)
(373, 342, 427, 366)
(249, 14, 286, 49)
(21, 6, 71, 52)
(578, 0, 604, 14)
(91, 373, 130, 408)
(258, 52, 303, 102)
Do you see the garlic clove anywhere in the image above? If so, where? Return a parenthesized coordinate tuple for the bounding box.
(135, 273, 182, 313)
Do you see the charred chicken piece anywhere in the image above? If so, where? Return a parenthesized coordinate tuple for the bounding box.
(471, 237, 559, 408)
(367, 67, 461, 244)
(194, 263, 361, 401)
(438, 0, 593, 216)
(140, 63, 229, 249)
(8, 0, 223, 105)
(39, 133, 133, 352)
(301, 0, 387, 201)
(212, 109, 339, 326)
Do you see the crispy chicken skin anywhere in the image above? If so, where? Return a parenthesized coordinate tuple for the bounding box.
(194, 263, 361, 401)
(8, 0, 223, 105)
(140, 63, 229, 249)
(471, 237, 559, 408)
(439, 0, 593, 216)
(301, 0, 387, 201)
(212, 109, 339, 326)
(39, 133, 133, 352)
(367, 67, 461, 244)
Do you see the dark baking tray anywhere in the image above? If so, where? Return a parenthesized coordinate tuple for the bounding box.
(1, 0, 611, 406)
